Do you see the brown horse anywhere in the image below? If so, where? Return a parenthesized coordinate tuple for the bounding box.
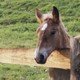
(34, 6, 80, 80)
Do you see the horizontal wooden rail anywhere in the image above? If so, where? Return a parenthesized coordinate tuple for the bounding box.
(0, 48, 70, 69)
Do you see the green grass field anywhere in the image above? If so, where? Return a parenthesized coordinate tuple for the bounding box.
(0, 64, 48, 80)
(0, 0, 79, 80)
(0, 0, 80, 48)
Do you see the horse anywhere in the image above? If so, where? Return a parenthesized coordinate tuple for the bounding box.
(34, 6, 80, 80)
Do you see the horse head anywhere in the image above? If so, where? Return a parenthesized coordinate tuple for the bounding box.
(34, 6, 70, 64)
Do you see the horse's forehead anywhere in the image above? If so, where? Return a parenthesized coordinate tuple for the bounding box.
(36, 23, 49, 36)
(41, 23, 48, 31)
(40, 21, 55, 32)
(39, 13, 53, 31)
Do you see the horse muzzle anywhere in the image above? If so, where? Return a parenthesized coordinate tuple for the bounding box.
(35, 54, 46, 64)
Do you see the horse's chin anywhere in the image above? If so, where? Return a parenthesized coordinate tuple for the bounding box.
(37, 61, 46, 64)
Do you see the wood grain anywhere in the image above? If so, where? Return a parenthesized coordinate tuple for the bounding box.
(0, 48, 70, 69)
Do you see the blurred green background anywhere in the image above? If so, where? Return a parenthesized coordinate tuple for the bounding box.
(0, 0, 79, 80)
(0, 0, 79, 48)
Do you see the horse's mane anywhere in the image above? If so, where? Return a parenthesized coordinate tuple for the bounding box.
(74, 35, 80, 41)
(59, 17, 70, 37)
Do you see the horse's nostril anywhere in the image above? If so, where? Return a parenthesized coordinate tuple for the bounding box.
(40, 54, 44, 60)
(39, 54, 46, 64)
(35, 54, 46, 64)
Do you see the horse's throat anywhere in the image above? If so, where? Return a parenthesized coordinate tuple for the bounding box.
(59, 49, 71, 59)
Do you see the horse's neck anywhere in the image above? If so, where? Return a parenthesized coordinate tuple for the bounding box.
(59, 49, 70, 58)
(70, 37, 80, 58)
(74, 36, 80, 54)
(58, 36, 71, 59)
(60, 36, 80, 59)
(58, 29, 71, 58)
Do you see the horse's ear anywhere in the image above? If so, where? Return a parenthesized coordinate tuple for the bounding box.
(52, 6, 59, 22)
(35, 9, 43, 24)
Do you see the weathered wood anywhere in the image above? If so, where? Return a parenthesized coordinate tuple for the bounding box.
(0, 48, 70, 69)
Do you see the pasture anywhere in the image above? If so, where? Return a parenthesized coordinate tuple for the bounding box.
(0, 0, 79, 80)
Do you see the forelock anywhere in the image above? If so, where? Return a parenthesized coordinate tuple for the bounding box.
(43, 13, 53, 20)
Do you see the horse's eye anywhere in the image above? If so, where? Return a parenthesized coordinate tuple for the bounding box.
(50, 31, 56, 35)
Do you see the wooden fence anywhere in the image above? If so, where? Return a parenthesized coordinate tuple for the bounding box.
(0, 48, 70, 69)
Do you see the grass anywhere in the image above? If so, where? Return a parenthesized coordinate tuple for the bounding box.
(0, 0, 79, 80)
(0, 64, 48, 80)
(0, 23, 38, 48)
(0, 0, 79, 48)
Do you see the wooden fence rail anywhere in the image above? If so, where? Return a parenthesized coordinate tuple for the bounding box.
(0, 48, 70, 69)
